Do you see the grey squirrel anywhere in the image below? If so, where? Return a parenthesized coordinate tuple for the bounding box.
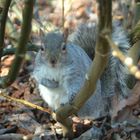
(32, 22, 130, 118)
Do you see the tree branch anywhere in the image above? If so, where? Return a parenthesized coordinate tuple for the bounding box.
(0, 0, 11, 62)
(62, 0, 64, 30)
(2, 43, 39, 56)
(0, 0, 34, 88)
(55, 0, 112, 137)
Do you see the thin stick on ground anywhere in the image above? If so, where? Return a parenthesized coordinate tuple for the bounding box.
(0, 92, 52, 114)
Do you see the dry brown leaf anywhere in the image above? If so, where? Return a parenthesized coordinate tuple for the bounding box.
(112, 81, 140, 122)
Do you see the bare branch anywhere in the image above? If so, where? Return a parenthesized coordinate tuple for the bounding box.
(105, 34, 140, 79)
(0, 0, 34, 88)
(55, 0, 112, 137)
(0, 0, 11, 63)
(62, 0, 65, 30)
(2, 43, 39, 56)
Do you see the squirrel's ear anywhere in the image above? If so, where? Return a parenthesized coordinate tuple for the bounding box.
(39, 28, 45, 38)
(39, 28, 45, 46)
(63, 28, 69, 43)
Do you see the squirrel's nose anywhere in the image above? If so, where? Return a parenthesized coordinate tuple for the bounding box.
(50, 58, 57, 65)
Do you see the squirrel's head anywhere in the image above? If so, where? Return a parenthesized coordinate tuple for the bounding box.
(40, 32, 68, 68)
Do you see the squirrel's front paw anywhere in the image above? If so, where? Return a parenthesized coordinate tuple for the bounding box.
(60, 95, 69, 107)
(60, 100, 67, 107)
(41, 78, 59, 88)
(29, 76, 40, 94)
(29, 76, 37, 88)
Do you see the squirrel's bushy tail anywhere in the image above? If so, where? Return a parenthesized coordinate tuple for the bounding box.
(68, 23, 97, 59)
(110, 24, 130, 98)
(69, 22, 130, 109)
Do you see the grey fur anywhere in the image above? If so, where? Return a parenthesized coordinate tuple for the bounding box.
(32, 23, 130, 118)
(69, 23, 130, 98)
(68, 23, 97, 59)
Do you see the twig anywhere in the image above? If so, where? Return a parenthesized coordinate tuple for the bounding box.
(2, 43, 39, 56)
(62, 0, 65, 30)
(105, 34, 140, 79)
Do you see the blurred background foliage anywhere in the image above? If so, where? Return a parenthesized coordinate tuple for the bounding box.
(4, 0, 136, 48)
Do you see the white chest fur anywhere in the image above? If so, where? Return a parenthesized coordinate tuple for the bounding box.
(33, 65, 69, 110)
(39, 84, 68, 110)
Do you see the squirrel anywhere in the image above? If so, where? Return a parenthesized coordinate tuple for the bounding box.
(32, 22, 130, 119)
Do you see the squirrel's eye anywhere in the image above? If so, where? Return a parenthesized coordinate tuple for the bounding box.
(61, 43, 66, 53)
